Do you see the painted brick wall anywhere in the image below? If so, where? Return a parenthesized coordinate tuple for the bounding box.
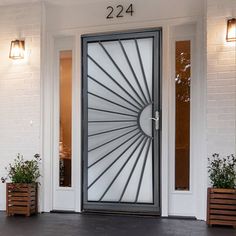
(207, 0, 236, 156)
(0, 3, 41, 210)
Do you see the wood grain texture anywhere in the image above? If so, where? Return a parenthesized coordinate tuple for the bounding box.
(207, 187, 236, 226)
(6, 183, 38, 217)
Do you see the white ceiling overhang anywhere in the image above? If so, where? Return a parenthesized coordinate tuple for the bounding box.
(0, 0, 39, 6)
(0, 0, 105, 6)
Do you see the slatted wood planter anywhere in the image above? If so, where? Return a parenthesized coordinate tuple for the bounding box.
(6, 183, 38, 217)
(207, 187, 236, 226)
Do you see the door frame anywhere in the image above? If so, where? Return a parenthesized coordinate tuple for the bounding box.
(168, 23, 206, 217)
(81, 29, 162, 214)
(42, 16, 206, 219)
(52, 37, 76, 211)
(169, 28, 195, 216)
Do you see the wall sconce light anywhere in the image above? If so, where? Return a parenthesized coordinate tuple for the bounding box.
(9, 39, 25, 59)
(226, 18, 236, 42)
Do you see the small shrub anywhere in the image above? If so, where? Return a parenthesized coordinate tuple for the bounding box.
(1, 154, 41, 184)
(208, 153, 236, 189)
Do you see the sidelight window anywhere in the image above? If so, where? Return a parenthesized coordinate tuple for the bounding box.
(59, 50, 72, 187)
(175, 40, 191, 191)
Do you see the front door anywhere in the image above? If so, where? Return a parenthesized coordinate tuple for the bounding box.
(82, 30, 161, 214)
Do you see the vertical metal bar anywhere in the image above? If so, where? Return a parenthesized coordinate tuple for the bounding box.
(134, 39, 152, 103)
(152, 30, 161, 207)
(99, 136, 145, 201)
(119, 40, 149, 104)
(119, 138, 148, 202)
(82, 36, 89, 206)
(99, 42, 146, 106)
(135, 138, 152, 203)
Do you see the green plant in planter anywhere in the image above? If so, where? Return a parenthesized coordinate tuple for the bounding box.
(1, 153, 41, 184)
(208, 153, 236, 189)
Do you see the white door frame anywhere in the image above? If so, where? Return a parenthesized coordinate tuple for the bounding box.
(41, 17, 206, 219)
(167, 21, 207, 219)
(52, 37, 76, 211)
(168, 24, 196, 217)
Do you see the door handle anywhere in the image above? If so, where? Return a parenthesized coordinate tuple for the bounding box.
(149, 111, 160, 130)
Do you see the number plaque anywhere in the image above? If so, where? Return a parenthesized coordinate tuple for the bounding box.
(106, 4, 134, 19)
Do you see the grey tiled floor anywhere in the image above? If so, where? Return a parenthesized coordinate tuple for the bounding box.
(0, 212, 235, 236)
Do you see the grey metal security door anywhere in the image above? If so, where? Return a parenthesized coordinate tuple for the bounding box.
(82, 29, 161, 214)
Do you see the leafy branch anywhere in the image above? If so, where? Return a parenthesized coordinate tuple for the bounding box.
(1, 154, 41, 184)
(208, 153, 236, 189)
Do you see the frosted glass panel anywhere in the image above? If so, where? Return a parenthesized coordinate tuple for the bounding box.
(86, 37, 154, 204)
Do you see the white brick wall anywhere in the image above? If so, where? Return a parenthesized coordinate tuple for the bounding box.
(0, 0, 234, 215)
(207, 0, 236, 156)
(0, 3, 41, 210)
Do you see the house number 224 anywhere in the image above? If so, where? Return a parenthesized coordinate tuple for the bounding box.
(106, 4, 134, 19)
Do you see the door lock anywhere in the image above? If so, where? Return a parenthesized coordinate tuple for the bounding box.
(149, 111, 160, 130)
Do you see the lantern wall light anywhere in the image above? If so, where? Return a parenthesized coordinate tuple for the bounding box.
(9, 39, 25, 59)
(226, 18, 236, 42)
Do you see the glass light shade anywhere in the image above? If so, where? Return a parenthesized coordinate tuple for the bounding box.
(226, 18, 236, 42)
(9, 40, 25, 59)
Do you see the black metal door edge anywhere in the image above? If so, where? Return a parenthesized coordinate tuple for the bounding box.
(81, 28, 162, 215)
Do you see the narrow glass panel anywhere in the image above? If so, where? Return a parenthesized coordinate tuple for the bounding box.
(59, 50, 72, 187)
(175, 41, 191, 191)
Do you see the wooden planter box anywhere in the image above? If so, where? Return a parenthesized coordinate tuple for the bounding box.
(6, 183, 38, 217)
(207, 187, 236, 226)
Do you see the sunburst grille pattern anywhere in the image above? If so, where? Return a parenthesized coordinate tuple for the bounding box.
(86, 37, 154, 203)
